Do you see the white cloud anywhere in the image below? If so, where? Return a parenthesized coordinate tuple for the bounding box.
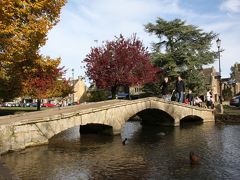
(220, 0, 240, 13)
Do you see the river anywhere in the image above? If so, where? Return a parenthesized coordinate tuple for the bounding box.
(1, 121, 240, 180)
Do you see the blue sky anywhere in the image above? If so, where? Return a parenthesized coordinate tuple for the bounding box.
(41, 0, 240, 81)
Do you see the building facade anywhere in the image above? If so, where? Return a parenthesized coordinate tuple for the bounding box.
(202, 67, 220, 102)
(71, 76, 88, 103)
(231, 63, 240, 95)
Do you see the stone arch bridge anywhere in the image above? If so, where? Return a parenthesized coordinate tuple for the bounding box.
(0, 97, 214, 154)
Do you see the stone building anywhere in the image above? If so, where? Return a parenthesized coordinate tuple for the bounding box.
(202, 63, 240, 102)
(129, 84, 144, 97)
(70, 76, 88, 103)
(231, 63, 240, 95)
(202, 67, 220, 102)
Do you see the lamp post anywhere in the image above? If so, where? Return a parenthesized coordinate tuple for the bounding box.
(216, 38, 222, 104)
(72, 68, 75, 103)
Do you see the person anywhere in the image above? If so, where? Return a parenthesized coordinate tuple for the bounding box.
(210, 90, 215, 109)
(160, 77, 171, 101)
(194, 96, 202, 107)
(186, 89, 194, 105)
(175, 75, 185, 103)
(206, 89, 213, 109)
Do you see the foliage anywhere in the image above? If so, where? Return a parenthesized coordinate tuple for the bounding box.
(182, 69, 206, 95)
(22, 56, 72, 99)
(84, 34, 160, 97)
(222, 87, 233, 101)
(142, 82, 162, 96)
(230, 63, 239, 82)
(87, 90, 109, 102)
(0, 0, 66, 64)
(145, 18, 217, 94)
(0, 0, 66, 101)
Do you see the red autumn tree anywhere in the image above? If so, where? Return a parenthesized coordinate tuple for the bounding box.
(84, 34, 160, 98)
(22, 56, 73, 110)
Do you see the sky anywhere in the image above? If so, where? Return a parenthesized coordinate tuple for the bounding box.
(41, 0, 240, 81)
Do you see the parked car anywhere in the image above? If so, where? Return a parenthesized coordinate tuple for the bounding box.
(108, 92, 130, 100)
(30, 102, 38, 107)
(3, 102, 15, 107)
(41, 103, 56, 107)
(116, 92, 129, 99)
(67, 102, 79, 106)
(230, 95, 240, 107)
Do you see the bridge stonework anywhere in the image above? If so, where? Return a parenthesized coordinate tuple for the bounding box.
(0, 97, 214, 154)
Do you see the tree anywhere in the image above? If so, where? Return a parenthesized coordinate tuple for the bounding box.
(183, 69, 206, 95)
(222, 87, 232, 101)
(84, 34, 160, 98)
(22, 56, 72, 110)
(145, 18, 217, 94)
(0, 0, 66, 100)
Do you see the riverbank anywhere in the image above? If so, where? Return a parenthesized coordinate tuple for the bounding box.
(215, 105, 240, 124)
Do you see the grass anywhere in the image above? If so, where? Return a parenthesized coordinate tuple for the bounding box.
(223, 105, 240, 116)
(0, 107, 47, 116)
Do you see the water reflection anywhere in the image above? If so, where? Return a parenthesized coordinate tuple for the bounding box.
(1, 122, 240, 179)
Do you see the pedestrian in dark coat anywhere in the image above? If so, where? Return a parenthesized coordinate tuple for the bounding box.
(175, 75, 185, 103)
(160, 77, 171, 101)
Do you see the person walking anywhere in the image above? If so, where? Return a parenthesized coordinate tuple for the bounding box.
(160, 77, 170, 101)
(175, 75, 185, 103)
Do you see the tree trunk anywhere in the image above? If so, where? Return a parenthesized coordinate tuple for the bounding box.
(111, 85, 117, 99)
(37, 99, 41, 111)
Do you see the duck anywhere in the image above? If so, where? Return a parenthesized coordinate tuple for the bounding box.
(122, 138, 128, 145)
(189, 151, 200, 165)
(158, 132, 166, 136)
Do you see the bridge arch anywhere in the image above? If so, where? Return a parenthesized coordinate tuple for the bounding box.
(133, 108, 175, 126)
(180, 115, 203, 126)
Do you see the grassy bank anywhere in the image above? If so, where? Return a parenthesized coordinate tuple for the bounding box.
(216, 105, 240, 124)
(0, 107, 47, 116)
(223, 105, 240, 116)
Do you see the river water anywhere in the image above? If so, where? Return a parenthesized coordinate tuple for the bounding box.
(2, 121, 240, 180)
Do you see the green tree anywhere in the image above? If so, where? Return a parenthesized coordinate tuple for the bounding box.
(145, 18, 217, 94)
(182, 69, 206, 95)
(87, 89, 109, 102)
(222, 87, 232, 101)
(230, 63, 240, 80)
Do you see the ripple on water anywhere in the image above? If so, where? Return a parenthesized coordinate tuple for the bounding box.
(2, 122, 240, 179)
